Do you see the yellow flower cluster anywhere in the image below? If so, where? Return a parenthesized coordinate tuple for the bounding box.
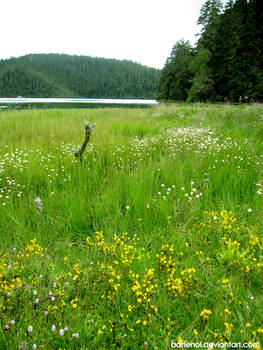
(0, 217, 261, 348)
(200, 210, 239, 233)
(25, 239, 44, 257)
(199, 211, 262, 277)
(200, 309, 212, 320)
(156, 244, 197, 297)
(0, 239, 45, 313)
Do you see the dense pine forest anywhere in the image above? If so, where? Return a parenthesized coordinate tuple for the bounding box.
(0, 54, 160, 98)
(157, 0, 263, 102)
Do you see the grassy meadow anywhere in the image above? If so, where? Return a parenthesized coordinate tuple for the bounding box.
(0, 103, 262, 349)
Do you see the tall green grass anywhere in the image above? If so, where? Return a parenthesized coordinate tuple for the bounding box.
(0, 104, 262, 349)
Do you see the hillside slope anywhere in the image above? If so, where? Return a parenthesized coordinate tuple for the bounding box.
(0, 54, 160, 98)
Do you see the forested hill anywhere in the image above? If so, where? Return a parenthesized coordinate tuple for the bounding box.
(0, 54, 160, 98)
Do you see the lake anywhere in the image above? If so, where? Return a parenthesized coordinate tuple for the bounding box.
(0, 97, 158, 109)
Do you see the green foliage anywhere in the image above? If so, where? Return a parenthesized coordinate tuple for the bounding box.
(198, 0, 223, 26)
(157, 0, 263, 102)
(156, 40, 194, 101)
(187, 49, 214, 102)
(0, 54, 160, 98)
(197, 0, 223, 53)
(210, 0, 263, 101)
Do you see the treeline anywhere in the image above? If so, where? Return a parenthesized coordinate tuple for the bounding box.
(0, 54, 160, 99)
(157, 0, 263, 102)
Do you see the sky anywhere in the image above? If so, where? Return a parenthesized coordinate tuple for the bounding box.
(0, 0, 223, 69)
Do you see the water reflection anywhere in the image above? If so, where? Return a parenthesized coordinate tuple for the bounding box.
(0, 97, 158, 109)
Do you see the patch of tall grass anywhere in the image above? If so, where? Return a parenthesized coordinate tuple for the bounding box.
(0, 104, 262, 349)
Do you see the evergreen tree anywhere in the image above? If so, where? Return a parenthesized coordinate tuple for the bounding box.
(156, 40, 194, 100)
(187, 48, 214, 102)
(197, 0, 223, 54)
(157, 0, 263, 102)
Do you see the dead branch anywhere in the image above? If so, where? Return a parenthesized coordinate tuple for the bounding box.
(74, 120, 96, 161)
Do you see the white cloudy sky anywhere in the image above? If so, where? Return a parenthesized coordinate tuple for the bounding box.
(0, 0, 223, 69)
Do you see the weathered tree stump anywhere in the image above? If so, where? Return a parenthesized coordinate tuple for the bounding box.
(74, 120, 96, 161)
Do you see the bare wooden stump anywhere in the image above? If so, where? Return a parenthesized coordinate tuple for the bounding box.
(74, 120, 96, 161)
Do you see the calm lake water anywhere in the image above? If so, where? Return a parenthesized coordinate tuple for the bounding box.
(0, 98, 158, 109)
